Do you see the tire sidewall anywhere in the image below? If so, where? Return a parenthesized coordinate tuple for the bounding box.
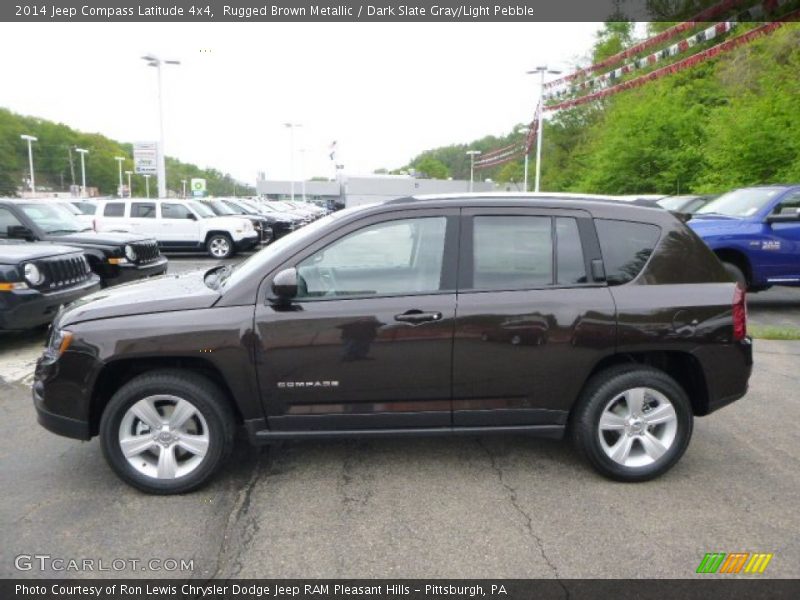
(100, 376, 230, 494)
(577, 368, 693, 482)
(207, 234, 233, 259)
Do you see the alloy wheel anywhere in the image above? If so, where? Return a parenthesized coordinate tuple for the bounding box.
(209, 237, 231, 258)
(597, 387, 678, 468)
(118, 395, 210, 480)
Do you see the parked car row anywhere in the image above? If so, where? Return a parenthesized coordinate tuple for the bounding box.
(1, 198, 168, 330)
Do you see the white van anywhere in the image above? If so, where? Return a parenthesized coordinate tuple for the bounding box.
(93, 199, 259, 259)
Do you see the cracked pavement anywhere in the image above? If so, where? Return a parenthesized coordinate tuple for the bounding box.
(1, 261, 799, 579)
(2, 340, 799, 579)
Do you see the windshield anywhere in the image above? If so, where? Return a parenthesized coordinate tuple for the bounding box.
(208, 200, 237, 216)
(218, 206, 365, 290)
(658, 196, 694, 211)
(59, 202, 83, 215)
(227, 200, 258, 215)
(697, 188, 783, 217)
(20, 203, 88, 234)
(187, 201, 216, 218)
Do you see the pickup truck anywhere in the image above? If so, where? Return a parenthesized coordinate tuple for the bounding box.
(689, 185, 800, 291)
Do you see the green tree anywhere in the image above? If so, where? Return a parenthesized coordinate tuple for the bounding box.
(413, 156, 450, 179)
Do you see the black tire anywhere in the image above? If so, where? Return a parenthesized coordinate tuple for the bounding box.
(206, 233, 234, 259)
(722, 262, 747, 289)
(99, 370, 235, 494)
(571, 365, 693, 482)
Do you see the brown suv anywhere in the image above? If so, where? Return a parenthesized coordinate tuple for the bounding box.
(33, 194, 752, 493)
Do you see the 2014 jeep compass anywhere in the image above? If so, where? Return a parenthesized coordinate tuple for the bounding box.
(33, 194, 753, 494)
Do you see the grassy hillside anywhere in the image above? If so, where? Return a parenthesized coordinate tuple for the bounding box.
(400, 23, 800, 195)
(0, 108, 254, 197)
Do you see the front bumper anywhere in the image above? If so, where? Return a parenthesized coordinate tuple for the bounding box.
(108, 256, 169, 286)
(235, 234, 260, 252)
(33, 350, 101, 441)
(0, 277, 101, 330)
(34, 382, 91, 440)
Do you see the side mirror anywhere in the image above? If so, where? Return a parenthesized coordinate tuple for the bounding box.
(766, 212, 800, 224)
(270, 268, 298, 303)
(8, 225, 35, 241)
(186, 213, 197, 220)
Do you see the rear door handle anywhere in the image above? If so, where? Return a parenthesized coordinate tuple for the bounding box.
(394, 310, 443, 324)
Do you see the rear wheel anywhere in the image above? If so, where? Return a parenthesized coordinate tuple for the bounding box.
(99, 370, 235, 494)
(571, 365, 693, 482)
(206, 234, 234, 259)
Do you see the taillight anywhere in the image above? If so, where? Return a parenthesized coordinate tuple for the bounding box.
(733, 284, 747, 341)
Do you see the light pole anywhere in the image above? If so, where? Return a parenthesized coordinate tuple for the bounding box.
(514, 126, 530, 192)
(114, 156, 125, 197)
(526, 66, 562, 193)
(299, 148, 307, 203)
(20, 135, 37, 195)
(125, 171, 133, 197)
(181, 179, 187, 198)
(75, 148, 89, 197)
(284, 123, 302, 202)
(466, 150, 481, 192)
(142, 54, 180, 198)
(144, 174, 151, 198)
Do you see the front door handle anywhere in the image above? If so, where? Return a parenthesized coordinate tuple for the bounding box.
(394, 310, 443, 324)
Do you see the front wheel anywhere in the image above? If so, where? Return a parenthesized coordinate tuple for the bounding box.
(206, 234, 234, 259)
(99, 370, 235, 494)
(571, 365, 693, 482)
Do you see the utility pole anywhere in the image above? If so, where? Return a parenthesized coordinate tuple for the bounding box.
(20, 135, 37, 195)
(75, 148, 89, 197)
(526, 66, 562, 193)
(466, 150, 481, 192)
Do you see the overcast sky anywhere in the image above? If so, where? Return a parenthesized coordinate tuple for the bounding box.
(0, 22, 601, 184)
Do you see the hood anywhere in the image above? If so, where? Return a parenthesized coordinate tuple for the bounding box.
(203, 216, 252, 230)
(687, 216, 747, 235)
(57, 269, 220, 327)
(53, 230, 155, 247)
(0, 241, 84, 262)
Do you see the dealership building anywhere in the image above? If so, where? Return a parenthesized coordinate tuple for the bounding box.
(255, 174, 506, 208)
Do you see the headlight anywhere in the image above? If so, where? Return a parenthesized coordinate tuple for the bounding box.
(23, 263, 44, 286)
(44, 328, 73, 362)
(124, 245, 137, 261)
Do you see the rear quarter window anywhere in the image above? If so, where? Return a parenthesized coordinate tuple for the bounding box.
(103, 203, 125, 217)
(595, 219, 660, 285)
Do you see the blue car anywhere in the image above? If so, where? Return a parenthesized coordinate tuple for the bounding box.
(689, 185, 800, 291)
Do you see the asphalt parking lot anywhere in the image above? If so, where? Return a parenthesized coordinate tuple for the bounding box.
(1, 255, 799, 579)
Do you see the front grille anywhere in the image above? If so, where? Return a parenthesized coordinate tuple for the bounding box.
(39, 255, 92, 291)
(132, 241, 160, 264)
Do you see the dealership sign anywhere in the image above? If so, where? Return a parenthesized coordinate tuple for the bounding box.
(191, 178, 207, 197)
(133, 142, 158, 175)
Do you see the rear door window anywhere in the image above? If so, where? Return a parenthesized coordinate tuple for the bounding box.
(103, 203, 125, 217)
(131, 203, 156, 218)
(595, 220, 661, 285)
(472, 216, 553, 289)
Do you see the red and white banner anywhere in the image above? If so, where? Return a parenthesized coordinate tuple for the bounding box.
(545, 14, 798, 112)
(544, 0, 750, 90)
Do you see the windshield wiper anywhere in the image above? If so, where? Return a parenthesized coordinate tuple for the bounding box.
(46, 229, 79, 234)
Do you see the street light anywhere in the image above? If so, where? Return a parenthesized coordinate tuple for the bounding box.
(299, 148, 307, 203)
(181, 179, 187, 198)
(515, 126, 530, 192)
(125, 171, 133, 198)
(143, 174, 151, 198)
(142, 54, 180, 198)
(20, 135, 37, 195)
(466, 150, 481, 192)
(284, 123, 302, 202)
(114, 156, 125, 197)
(75, 148, 89, 197)
(526, 66, 562, 192)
